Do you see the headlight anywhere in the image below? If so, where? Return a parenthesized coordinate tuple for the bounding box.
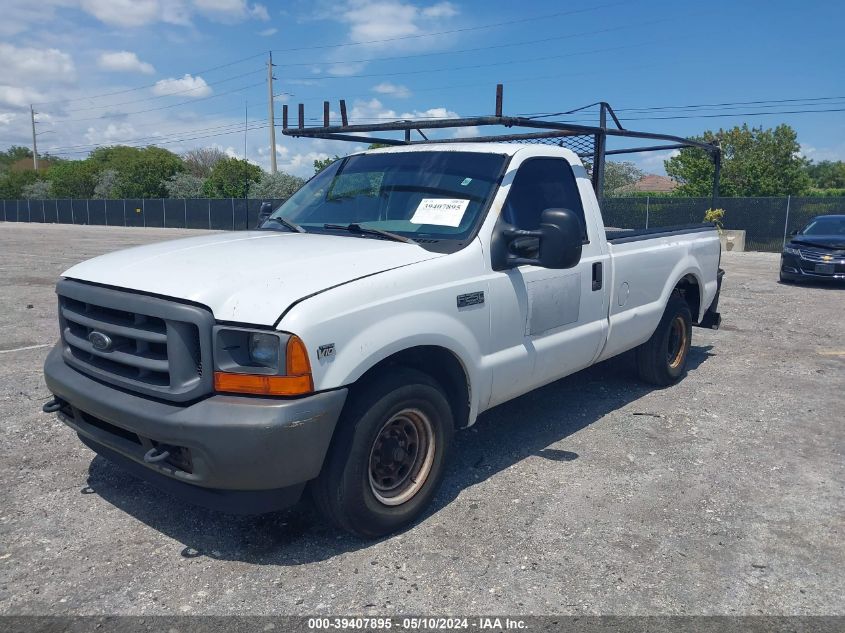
(249, 332, 280, 368)
(213, 326, 313, 396)
(783, 245, 801, 256)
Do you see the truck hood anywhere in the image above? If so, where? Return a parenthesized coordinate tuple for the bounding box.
(790, 235, 845, 250)
(62, 231, 443, 325)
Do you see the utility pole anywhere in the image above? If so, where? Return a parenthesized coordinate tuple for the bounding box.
(267, 52, 277, 174)
(30, 105, 39, 172)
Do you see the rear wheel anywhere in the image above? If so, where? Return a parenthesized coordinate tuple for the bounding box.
(311, 367, 453, 538)
(635, 293, 692, 387)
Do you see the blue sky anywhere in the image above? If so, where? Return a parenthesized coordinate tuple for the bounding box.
(1, 0, 844, 177)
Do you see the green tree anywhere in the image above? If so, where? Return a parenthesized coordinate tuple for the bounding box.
(182, 147, 227, 178)
(0, 145, 33, 171)
(93, 169, 119, 199)
(21, 180, 51, 199)
(202, 157, 263, 198)
(0, 169, 40, 198)
(665, 124, 812, 197)
(604, 161, 646, 196)
(313, 155, 340, 174)
(164, 172, 206, 198)
(48, 160, 100, 198)
(248, 172, 305, 199)
(806, 160, 845, 189)
(89, 145, 183, 198)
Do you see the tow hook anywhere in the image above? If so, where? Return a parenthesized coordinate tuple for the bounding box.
(143, 446, 173, 464)
(42, 398, 66, 413)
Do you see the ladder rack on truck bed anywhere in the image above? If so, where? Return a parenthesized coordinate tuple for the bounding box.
(280, 84, 722, 205)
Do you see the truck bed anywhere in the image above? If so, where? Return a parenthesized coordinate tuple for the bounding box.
(605, 223, 718, 244)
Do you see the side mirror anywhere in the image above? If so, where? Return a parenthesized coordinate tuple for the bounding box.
(537, 208, 583, 269)
(492, 208, 583, 270)
(256, 201, 273, 228)
(790, 229, 799, 236)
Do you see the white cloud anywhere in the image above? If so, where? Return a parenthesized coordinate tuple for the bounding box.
(0, 86, 47, 109)
(278, 150, 331, 175)
(800, 143, 845, 162)
(326, 61, 367, 77)
(421, 2, 457, 18)
(335, 0, 459, 47)
(0, 44, 76, 86)
(152, 74, 212, 98)
(372, 82, 411, 98)
(193, 0, 270, 22)
(84, 122, 143, 144)
(630, 149, 680, 176)
(259, 27, 278, 36)
(97, 51, 155, 75)
(0, 112, 18, 125)
(400, 106, 459, 120)
(0, 0, 68, 37)
(80, 0, 166, 27)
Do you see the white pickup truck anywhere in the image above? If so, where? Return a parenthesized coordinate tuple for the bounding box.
(43, 143, 723, 537)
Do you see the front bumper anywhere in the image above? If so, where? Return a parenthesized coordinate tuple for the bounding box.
(44, 343, 347, 513)
(781, 252, 845, 281)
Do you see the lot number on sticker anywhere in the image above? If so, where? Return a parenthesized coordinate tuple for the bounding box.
(410, 198, 470, 227)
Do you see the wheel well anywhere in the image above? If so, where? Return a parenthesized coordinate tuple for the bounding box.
(674, 274, 701, 322)
(353, 346, 471, 430)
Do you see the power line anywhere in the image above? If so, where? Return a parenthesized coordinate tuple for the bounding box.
(271, 1, 628, 53)
(54, 81, 266, 123)
(43, 118, 269, 153)
(618, 95, 845, 112)
(29, 2, 627, 109)
(523, 95, 845, 118)
(32, 53, 268, 106)
(46, 123, 272, 157)
(272, 17, 673, 71)
(281, 41, 654, 83)
(58, 69, 265, 114)
(620, 107, 845, 121)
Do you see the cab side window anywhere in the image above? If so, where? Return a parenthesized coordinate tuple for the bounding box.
(502, 158, 588, 241)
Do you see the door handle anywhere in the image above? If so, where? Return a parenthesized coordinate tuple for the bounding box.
(592, 262, 603, 291)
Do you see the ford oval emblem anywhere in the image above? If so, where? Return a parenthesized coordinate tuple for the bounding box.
(88, 331, 113, 352)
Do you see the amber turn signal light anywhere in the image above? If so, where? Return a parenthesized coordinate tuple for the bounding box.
(214, 335, 314, 396)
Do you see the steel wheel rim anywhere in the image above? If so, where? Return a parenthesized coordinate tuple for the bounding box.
(368, 408, 436, 506)
(667, 315, 688, 369)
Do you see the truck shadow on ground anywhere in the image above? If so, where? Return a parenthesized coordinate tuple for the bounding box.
(86, 344, 714, 565)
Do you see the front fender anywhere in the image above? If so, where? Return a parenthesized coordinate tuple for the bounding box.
(316, 310, 486, 424)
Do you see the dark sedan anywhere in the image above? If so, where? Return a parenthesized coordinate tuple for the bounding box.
(780, 214, 845, 283)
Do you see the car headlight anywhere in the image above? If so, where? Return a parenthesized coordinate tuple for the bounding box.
(783, 245, 801, 256)
(249, 332, 280, 368)
(213, 326, 313, 396)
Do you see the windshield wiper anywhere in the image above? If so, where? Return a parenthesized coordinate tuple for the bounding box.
(322, 223, 415, 244)
(264, 216, 306, 233)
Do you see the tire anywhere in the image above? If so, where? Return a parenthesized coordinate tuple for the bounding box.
(311, 367, 453, 538)
(635, 293, 693, 387)
(779, 271, 794, 284)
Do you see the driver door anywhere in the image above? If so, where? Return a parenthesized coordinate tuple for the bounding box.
(488, 157, 610, 405)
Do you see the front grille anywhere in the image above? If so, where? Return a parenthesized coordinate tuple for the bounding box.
(798, 247, 845, 264)
(57, 279, 214, 402)
(61, 296, 173, 386)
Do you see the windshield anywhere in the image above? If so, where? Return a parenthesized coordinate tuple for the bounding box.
(801, 216, 845, 236)
(267, 151, 507, 246)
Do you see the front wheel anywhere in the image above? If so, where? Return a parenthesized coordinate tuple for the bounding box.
(311, 368, 453, 538)
(635, 293, 692, 387)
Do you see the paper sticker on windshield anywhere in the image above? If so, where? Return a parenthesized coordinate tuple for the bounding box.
(410, 198, 470, 227)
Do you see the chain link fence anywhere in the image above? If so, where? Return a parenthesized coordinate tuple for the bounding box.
(2, 196, 844, 252)
(0, 198, 287, 232)
(602, 196, 845, 252)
